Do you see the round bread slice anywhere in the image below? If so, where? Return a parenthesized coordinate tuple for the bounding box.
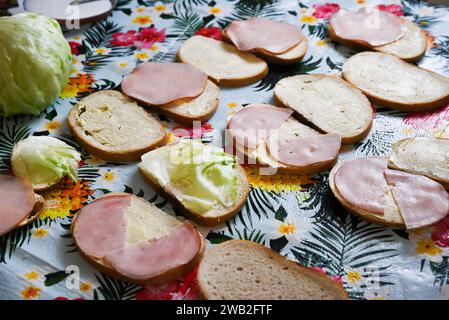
(329, 19, 427, 62)
(388, 137, 449, 189)
(177, 35, 268, 87)
(329, 159, 405, 228)
(342, 52, 449, 111)
(139, 143, 250, 227)
(156, 80, 220, 124)
(72, 192, 205, 285)
(198, 240, 348, 300)
(68, 90, 166, 162)
(274, 74, 373, 144)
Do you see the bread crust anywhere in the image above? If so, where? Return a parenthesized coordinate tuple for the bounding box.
(328, 162, 406, 228)
(71, 192, 205, 285)
(342, 53, 449, 112)
(140, 164, 250, 227)
(68, 91, 167, 162)
(273, 74, 373, 145)
(328, 21, 426, 62)
(197, 240, 349, 300)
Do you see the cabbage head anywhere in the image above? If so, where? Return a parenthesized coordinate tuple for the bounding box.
(0, 13, 72, 117)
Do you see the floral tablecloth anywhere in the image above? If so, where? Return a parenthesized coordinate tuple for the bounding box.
(1, 0, 449, 300)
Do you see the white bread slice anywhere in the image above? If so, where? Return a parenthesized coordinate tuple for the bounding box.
(223, 30, 308, 65)
(329, 19, 427, 62)
(139, 143, 250, 226)
(198, 240, 348, 300)
(329, 161, 405, 228)
(68, 90, 166, 162)
(72, 192, 205, 285)
(177, 35, 268, 87)
(388, 137, 449, 189)
(274, 74, 373, 144)
(156, 80, 220, 124)
(342, 52, 449, 111)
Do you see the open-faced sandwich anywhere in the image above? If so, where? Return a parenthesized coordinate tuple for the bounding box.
(222, 17, 308, 65)
(329, 155, 449, 229)
(328, 7, 427, 62)
(72, 192, 204, 285)
(227, 103, 342, 175)
(121, 62, 220, 124)
(68, 90, 167, 162)
(0, 174, 44, 237)
(139, 140, 249, 226)
(343, 52, 449, 112)
(198, 240, 348, 300)
(177, 35, 268, 87)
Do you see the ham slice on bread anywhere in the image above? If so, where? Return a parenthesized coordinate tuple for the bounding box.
(227, 104, 341, 175)
(72, 193, 204, 285)
(223, 18, 307, 65)
(330, 157, 449, 229)
(0, 175, 44, 237)
(328, 8, 427, 61)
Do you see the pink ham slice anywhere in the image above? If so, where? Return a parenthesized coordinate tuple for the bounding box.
(226, 17, 303, 54)
(121, 62, 208, 105)
(330, 8, 404, 46)
(0, 175, 35, 236)
(384, 169, 449, 229)
(104, 222, 201, 280)
(228, 104, 293, 149)
(267, 133, 341, 167)
(73, 195, 130, 259)
(334, 157, 389, 215)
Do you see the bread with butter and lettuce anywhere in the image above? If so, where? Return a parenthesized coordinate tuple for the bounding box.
(139, 140, 250, 226)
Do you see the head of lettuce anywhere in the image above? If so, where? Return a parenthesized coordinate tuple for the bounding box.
(0, 13, 72, 117)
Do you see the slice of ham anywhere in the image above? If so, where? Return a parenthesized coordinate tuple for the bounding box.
(330, 8, 404, 46)
(267, 133, 341, 167)
(384, 169, 449, 229)
(228, 104, 293, 149)
(73, 195, 131, 259)
(226, 17, 303, 54)
(334, 157, 389, 215)
(0, 175, 35, 236)
(121, 62, 208, 105)
(104, 222, 201, 280)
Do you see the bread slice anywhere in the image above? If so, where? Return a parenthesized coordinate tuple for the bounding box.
(72, 192, 205, 285)
(139, 143, 250, 227)
(223, 30, 308, 65)
(68, 90, 166, 162)
(274, 74, 373, 144)
(388, 137, 449, 189)
(342, 52, 449, 111)
(329, 161, 405, 228)
(155, 80, 220, 124)
(232, 117, 338, 174)
(177, 35, 268, 87)
(329, 19, 427, 62)
(16, 194, 45, 228)
(197, 240, 348, 300)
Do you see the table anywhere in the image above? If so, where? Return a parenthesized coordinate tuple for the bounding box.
(1, 0, 448, 300)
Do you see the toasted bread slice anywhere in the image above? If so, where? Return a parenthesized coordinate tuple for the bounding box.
(139, 143, 250, 226)
(156, 80, 220, 124)
(223, 30, 308, 65)
(274, 74, 373, 144)
(198, 240, 348, 300)
(177, 35, 268, 87)
(329, 19, 427, 62)
(388, 137, 449, 189)
(329, 161, 405, 228)
(68, 90, 166, 162)
(342, 52, 449, 111)
(72, 193, 205, 285)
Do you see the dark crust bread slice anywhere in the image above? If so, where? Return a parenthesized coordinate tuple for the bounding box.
(71, 192, 205, 285)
